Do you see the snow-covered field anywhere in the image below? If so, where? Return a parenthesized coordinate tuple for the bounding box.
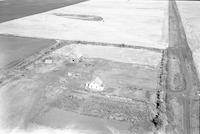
(0, 0, 168, 49)
(52, 44, 162, 67)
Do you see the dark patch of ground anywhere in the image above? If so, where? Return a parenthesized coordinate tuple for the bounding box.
(53, 13, 104, 21)
(0, 0, 87, 23)
(0, 35, 55, 69)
